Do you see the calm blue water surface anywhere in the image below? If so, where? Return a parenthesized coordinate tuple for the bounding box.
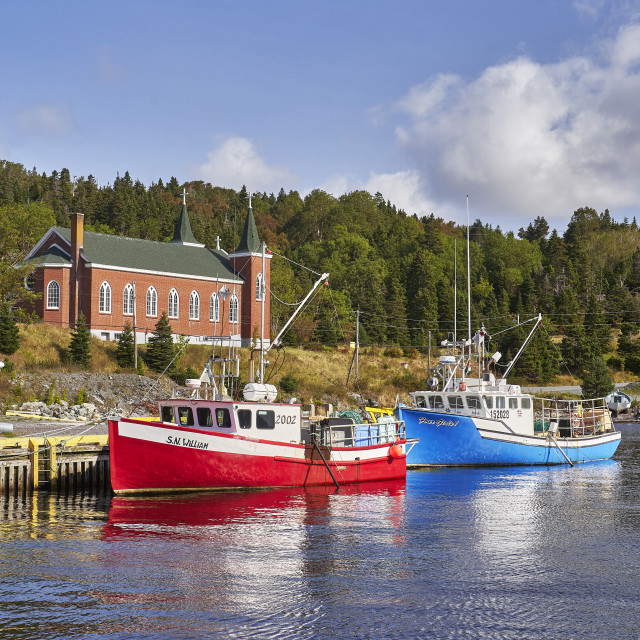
(2, 425, 640, 639)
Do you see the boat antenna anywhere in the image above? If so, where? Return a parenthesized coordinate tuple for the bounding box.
(454, 238, 457, 351)
(260, 240, 266, 382)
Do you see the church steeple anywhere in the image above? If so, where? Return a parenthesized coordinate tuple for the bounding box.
(171, 188, 204, 247)
(234, 192, 261, 254)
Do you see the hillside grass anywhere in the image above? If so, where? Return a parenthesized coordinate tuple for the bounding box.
(2, 322, 637, 410)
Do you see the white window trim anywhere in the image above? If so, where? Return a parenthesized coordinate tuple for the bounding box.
(210, 292, 220, 322)
(189, 290, 200, 321)
(229, 294, 239, 324)
(99, 281, 112, 314)
(169, 288, 179, 319)
(256, 272, 264, 301)
(146, 286, 157, 317)
(123, 283, 134, 316)
(46, 280, 60, 310)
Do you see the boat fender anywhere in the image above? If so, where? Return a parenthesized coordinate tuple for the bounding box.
(388, 444, 405, 459)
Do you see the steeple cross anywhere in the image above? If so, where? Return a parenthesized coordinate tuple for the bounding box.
(248, 190, 252, 209)
(182, 188, 188, 205)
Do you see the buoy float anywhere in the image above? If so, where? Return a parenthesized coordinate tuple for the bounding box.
(388, 444, 405, 458)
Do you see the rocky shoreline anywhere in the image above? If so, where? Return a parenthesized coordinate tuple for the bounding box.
(2, 372, 176, 437)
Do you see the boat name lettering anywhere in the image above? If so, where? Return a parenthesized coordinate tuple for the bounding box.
(275, 414, 297, 425)
(490, 410, 510, 420)
(166, 435, 210, 450)
(418, 417, 459, 427)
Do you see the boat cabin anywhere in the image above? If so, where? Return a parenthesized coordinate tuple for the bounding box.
(409, 389, 534, 435)
(158, 399, 302, 442)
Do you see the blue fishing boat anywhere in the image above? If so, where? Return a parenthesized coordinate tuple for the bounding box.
(397, 314, 621, 466)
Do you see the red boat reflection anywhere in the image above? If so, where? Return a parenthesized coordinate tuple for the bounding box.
(104, 479, 407, 540)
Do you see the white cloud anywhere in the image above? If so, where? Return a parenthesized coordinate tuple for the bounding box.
(388, 22, 640, 225)
(572, 0, 606, 20)
(321, 169, 436, 217)
(16, 103, 75, 136)
(198, 137, 297, 192)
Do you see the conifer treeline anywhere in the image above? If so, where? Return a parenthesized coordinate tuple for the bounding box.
(2, 159, 640, 383)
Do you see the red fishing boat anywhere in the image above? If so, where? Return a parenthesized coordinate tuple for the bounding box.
(109, 271, 410, 494)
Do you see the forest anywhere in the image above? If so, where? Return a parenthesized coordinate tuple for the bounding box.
(1, 158, 640, 385)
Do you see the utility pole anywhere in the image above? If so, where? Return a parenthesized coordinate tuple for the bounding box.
(133, 281, 137, 370)
(355, 308, 359, 383)
(346, 308, 360, 386)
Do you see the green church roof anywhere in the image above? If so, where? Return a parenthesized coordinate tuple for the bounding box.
(171, 202, 202, 246)
(30, 228, 242, 282)
(234, 206, 261, 254)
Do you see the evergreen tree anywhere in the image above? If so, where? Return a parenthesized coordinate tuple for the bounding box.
(115, 322, 135, 368)
(145, 312, 175, 373)
(67, 312, 91, 366)
(0, 302, 20, 355)
(581, 357, 614, 398)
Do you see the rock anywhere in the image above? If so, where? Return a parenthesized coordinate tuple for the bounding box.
(13, 372, 173, 418)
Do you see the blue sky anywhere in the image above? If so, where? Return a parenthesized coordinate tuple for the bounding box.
(4, 1, 640, 231)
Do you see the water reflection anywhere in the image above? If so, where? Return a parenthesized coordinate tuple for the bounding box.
(3, 432, 640, 639)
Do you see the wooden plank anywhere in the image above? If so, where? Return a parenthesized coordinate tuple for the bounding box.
(47, 439, 57, 493)
(29, 440, 38, 490)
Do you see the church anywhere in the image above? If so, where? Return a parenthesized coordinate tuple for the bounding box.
(22, 194, 271, 346)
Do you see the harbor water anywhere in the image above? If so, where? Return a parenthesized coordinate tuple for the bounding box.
(2, 424, 640, 639)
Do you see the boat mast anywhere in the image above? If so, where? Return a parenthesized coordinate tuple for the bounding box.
(454, 238, 457, 353)
(260, 241, 266, 383)
(466, 196, 472, 377)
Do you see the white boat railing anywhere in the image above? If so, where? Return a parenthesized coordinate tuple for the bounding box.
(310, 419, 406, 448)
(534, 397, 613, 437)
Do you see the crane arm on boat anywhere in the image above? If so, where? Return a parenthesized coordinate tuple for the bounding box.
(265, 271, 330, 355)
(499, 314, 542, 382)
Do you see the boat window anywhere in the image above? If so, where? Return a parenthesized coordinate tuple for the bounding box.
(416, 395, 427, 408)
(256, 409, 275, 429)
(521, 398, 531, 409)
(177, 406, 194, 426)
(161, 405, 176, 423)
(432, 395, 444, 409)
(196, 407, 213, 427)
(237, 409, 252, 429)
(467, 396, 481, 410)
(484, 396, 493, 409)
(215, 408, 231, 428)
(496, 397, 506, 409)
(448, 396, 464, 410)
(509, 397, 518, 409)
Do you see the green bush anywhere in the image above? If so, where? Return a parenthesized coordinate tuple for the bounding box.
(279, 374, 298, 394)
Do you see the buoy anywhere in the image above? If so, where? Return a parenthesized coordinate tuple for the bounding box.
(388, 444, 405, 458)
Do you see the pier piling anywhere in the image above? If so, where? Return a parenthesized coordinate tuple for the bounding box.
(1, 435, 110, 496)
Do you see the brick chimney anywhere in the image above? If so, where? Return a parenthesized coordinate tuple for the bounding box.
(69, 213, 84, 326)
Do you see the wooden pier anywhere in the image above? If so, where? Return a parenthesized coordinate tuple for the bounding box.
(0, 435, 110, 496)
